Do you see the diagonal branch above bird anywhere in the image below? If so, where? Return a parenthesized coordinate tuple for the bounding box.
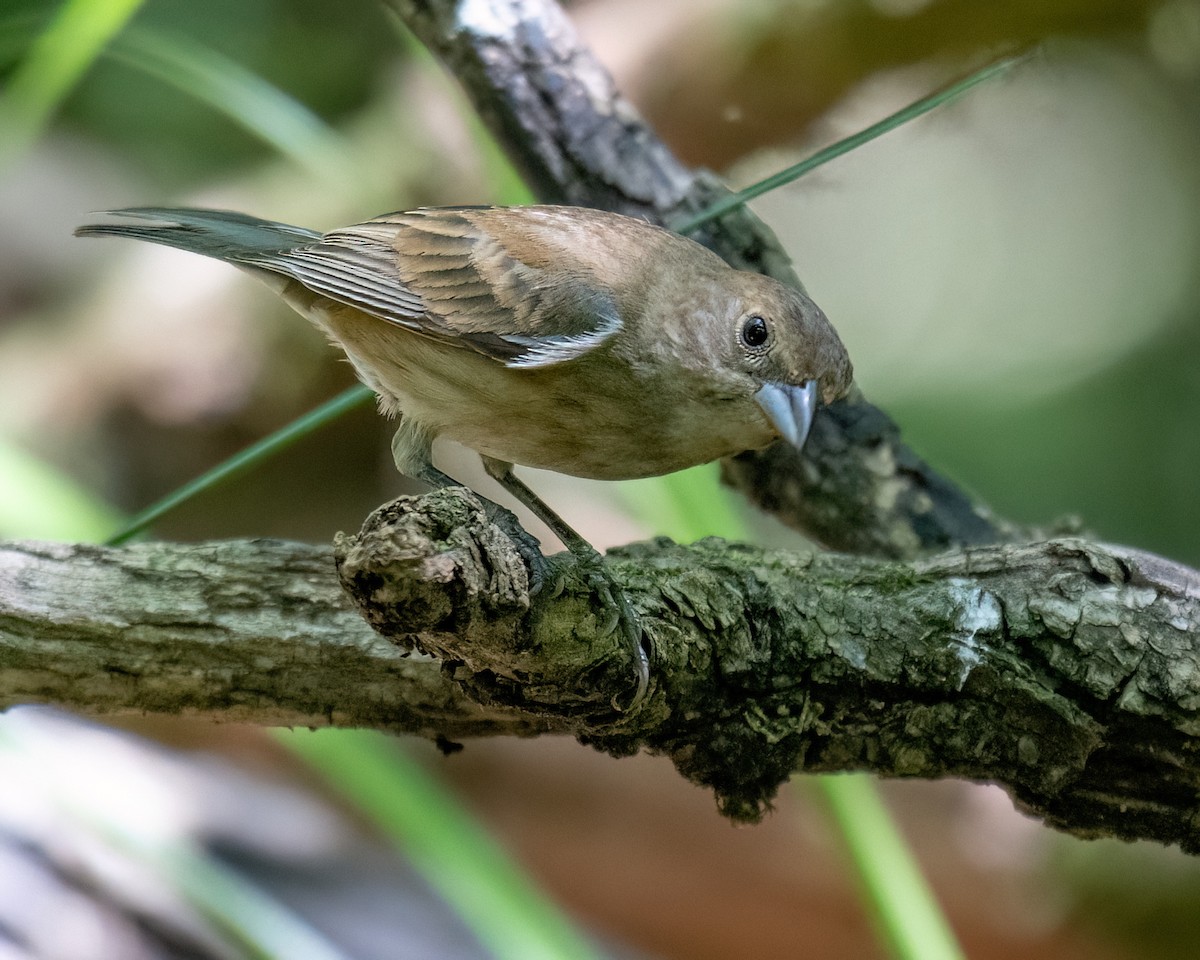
(76, 205, 854, 710)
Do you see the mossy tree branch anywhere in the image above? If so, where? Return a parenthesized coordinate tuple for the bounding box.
(4, 491, 1200, 848)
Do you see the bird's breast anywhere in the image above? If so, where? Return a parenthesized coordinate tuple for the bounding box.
(301, 296, 777, 480)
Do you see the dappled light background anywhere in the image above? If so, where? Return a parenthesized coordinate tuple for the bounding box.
(3, 0, 1200, 957)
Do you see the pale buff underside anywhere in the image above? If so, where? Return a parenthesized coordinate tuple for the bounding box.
(287, 287, 778, 481)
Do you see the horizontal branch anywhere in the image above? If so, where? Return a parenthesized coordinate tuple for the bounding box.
(0, 536, 552, 739)
(6, 491, 1200, 850)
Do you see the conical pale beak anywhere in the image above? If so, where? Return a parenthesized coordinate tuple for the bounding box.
(754, 380, 818, 450)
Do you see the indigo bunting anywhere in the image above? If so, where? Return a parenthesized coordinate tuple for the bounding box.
(77, 205, 853, 708)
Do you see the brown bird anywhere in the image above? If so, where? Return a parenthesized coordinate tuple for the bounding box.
(76, 205, 854, 708)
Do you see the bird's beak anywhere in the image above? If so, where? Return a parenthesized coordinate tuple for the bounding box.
(755, 380, 818, 451)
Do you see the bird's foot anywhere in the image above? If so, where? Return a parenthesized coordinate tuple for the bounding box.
(569, 544, 650, 713)
(476, 495, 647, 711)
(480, 501, 548, 596)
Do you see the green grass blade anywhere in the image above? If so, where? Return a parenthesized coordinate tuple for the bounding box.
(283, 729, 605, 960)
(160, 844, 353, 960)
(672, 53, 1030, 235)
(108, 25, 352, 180)
(105, 384, 373, 546)
(818, 774, 966, 960)
(0, 0, 146, 165)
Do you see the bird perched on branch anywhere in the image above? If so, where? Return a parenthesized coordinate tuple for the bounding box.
(76, 205, 853, 709)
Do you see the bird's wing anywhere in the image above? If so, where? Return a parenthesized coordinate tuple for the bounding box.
(256, 207, 624, 368)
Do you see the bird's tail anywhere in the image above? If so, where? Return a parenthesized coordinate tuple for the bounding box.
(74, 207, 322, 263)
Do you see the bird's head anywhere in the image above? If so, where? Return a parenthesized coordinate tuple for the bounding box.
(712, 272, 853, 451)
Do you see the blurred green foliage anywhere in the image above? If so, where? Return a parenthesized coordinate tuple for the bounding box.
(2, 0, 396, 183)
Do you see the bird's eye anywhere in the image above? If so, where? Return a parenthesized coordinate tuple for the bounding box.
(741, 315, 770, 349)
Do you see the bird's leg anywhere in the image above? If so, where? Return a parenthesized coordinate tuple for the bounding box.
(391, 422, 546, 587)
(481, 456, 650, 711)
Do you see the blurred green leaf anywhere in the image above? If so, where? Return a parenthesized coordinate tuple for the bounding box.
(820, 774, 966, 960)
(158, 843, 353, 960)
(0, 438, 121, 541)
(0, 0, 146, 166)
(617, 463, 743, 541)
(284, 729, 605, 960)
(0, 9, 356, 180)
(108, 24, 354, 180)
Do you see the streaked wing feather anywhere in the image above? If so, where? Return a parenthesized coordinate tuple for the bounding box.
(242, 232, 427, 331)
(387, 208, 624, 365)
(247, 207, 625, 367)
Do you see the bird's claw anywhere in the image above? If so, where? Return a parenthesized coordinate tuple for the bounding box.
(481, 500, 649, 711)
(482, 502, 547, 595)
(574, 551, 650, 713)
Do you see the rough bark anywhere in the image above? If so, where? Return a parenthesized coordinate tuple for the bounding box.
(0, 535, 550, 739)
(5, 492, 1200, 849)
